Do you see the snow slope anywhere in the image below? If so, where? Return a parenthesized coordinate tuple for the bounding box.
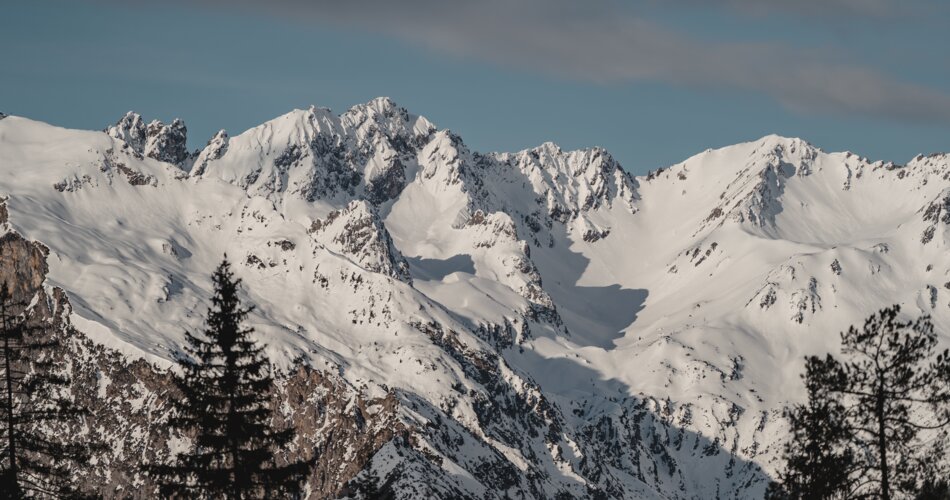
(1, 100, 949, 498)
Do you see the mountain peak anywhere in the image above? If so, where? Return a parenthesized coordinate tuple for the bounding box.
(533, 141, 563, 154)
(756, 133, 811, 147)
(190, 129, 229, 176)
(362, 96, 400, 113)
(753, 134, 819, 158)
(106, 111, 147, 152)
(144, 117, 188, 166)
(343, 97, 436, 140)
(344, 96, 406, 122)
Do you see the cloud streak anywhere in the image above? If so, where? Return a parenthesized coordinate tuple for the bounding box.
(683, 0, 917, 18)
(161, 0, 950, 124)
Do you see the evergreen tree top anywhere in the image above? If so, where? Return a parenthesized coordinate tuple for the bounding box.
(150, 258, 310, 499)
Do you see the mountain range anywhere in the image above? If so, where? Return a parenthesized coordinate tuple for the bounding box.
(1, 98, 949, 498)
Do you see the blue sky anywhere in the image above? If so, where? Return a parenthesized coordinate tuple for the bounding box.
(2, 0, 949, 174)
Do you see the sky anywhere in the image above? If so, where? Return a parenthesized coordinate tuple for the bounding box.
(2, 0, 949, 174)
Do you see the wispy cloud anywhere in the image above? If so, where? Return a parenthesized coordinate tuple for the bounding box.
(151, 0, 950, 124)
(689, 0, 915, 18)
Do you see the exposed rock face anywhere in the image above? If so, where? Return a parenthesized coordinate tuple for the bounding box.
(698, 138, 817, 235)
(311, 200, 412, 284)
(190, 129, 229, 176)
(0, 228, 102, 490)
(748, 263, 824, 324)
(921, 188, 950, 244)
(365, 157, 406, 205)
(464, 210, 564, 335)
(106, 112, 148, 154)
(107, 112, 189, 166)
(494, 143, 638, 221)
(0, 231, 48, 297)
(145, 118, 189, 165)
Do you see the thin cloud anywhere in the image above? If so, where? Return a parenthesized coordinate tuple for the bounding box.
(691, 0, 910, 18)
(149, 0, 950, 124)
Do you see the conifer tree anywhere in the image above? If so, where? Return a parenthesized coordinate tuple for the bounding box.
(769, 305, 950, 499)
(152, 259, 308, 499)
(0, 282, 91, 498)
(765, 355, 854, 499)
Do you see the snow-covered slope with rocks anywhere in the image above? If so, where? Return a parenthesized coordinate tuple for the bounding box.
(1, 98, 949, 498)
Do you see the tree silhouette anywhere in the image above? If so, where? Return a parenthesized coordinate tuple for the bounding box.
(769, 305, 950, 499)
(151, 258, 309, 498)
(0, 283, 92, 498)
(915, 478, 950, 500)
(343, 467, 390, 500)
(765, 354, 854, 499)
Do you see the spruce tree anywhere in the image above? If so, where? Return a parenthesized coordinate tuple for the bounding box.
(0, 282, 92, 498)
(152, 259, 308, 499)
(770, 305, 950, 499)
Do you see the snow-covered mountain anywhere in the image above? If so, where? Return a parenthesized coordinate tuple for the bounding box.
(1, 98, 949, 498)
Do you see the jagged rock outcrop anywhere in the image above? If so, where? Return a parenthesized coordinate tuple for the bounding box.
(311, 200, 412, 283)
(145, 118, 189, 165)
(700, 137, 817, 234)
(920, 188, 950, 244)
(190, 130, 229, 176)
(495, 143, 638, 221)
(193, 98, 434, 205)
(107, 112, 189, 166)
(464, 210, 564, 334)
(747, 263, 824, 324)
(107, 112, 148, 154)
